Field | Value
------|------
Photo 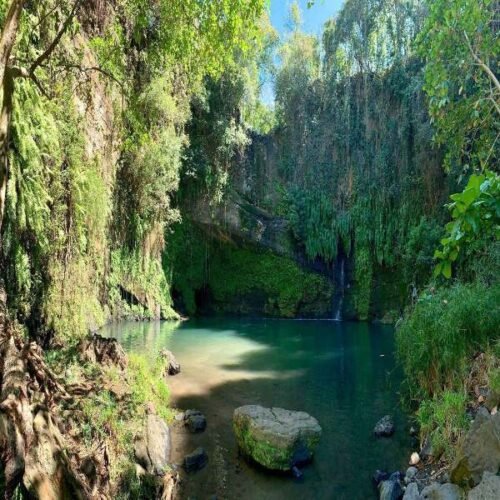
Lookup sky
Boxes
[261,0,345,104]
[269,0,345,36]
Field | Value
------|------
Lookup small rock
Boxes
[174,412,185,422]
[373,470,390,486]
[409,452,421,466]
[183,447,208,473]
[403,482,420,500]
[184,409,207,433]
[410,426,418,437]
[491,406,497,416]
[468,471,500,499]
[478,395,485,404]
[374,415,395,437]
[379,479,404,500]
[291,465,303,479]
[405,467,418,484]
[160,349,181,376]
[421,482,462,500]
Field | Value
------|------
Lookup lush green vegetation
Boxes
[394,0,499,463]
[166,222,333,317]
[0,0,498,494]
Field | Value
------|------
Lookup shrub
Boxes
[396,282,500,397]
[417,390,469,461]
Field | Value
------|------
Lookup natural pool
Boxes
[101,318,412,499]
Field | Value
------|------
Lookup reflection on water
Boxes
[101,318,411,500]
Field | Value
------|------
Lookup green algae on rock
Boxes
[233,405,321,471]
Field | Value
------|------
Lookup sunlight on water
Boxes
[101,318,412,500]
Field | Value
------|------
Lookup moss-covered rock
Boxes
[233,405,321,471]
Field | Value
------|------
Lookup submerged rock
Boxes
[468,471,500,499]
[134,414,171,475]
[160,349,181,376]
[183,447,208,472]
[420,482,462,500]
[450,412,500,487]
[373,470,391,486]
[374,415,395,437]
[233,405,321,471]
[184,409,207,433]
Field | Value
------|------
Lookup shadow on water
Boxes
[101,319,412,500]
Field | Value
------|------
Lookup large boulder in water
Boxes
[134,414,171,475]
[232,405,321,471]
[450,412,500,487]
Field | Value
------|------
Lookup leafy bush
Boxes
[396,282,500,396]
[417,390,469,461]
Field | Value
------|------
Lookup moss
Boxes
[166,221,333,317]
[208,245,332,318]
[233,419,293,470]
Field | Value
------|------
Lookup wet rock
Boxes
[184,409,207,433]
[420,483,463,500]
[379,479,404,500]
[450,412,500,487]
[233,405,321,471]
[160,349,181,376]
[373,470,391,486]
[405,467,418,484]
[183,447,208,472]
[374,415,395,437]
[468,471,500,500]
[134,414,171,475]
[403,483,420,500]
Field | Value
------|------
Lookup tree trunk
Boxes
[0,69,15,234]
[0,0,25,233]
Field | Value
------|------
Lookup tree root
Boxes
[0,285,103,499]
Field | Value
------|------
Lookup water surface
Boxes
[101,319,411,499]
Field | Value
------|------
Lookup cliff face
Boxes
[172,65,451,321]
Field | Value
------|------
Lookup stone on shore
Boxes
[134,414,171,475]
[468,471,500,500]
[403,482,420,500]
[160,349,181,376]
[379,478,404,500]
[420,483,463,500]
[233,405,321,471]
[450,412,500,487]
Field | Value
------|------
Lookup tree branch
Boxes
[29,0,82,75]
[463,30,500,99]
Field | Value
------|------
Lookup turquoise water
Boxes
[101,319,412,499]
